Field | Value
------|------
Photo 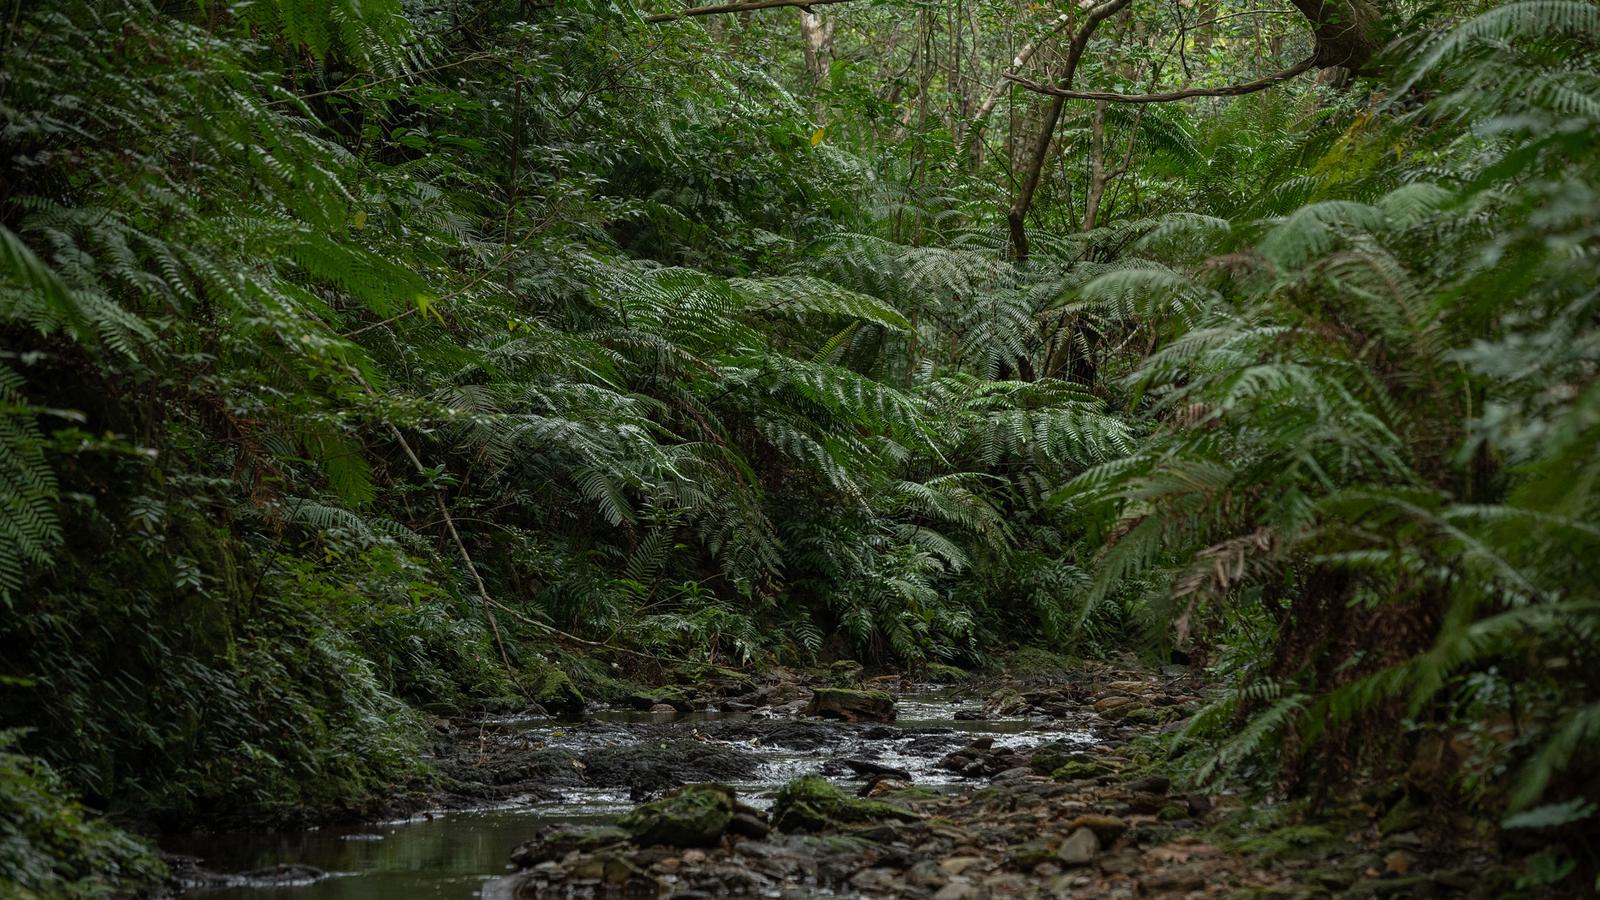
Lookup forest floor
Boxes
[167,658,1511,899]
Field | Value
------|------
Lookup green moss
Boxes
[824,660,865,687]
[529,666,586,717]
[1051,754,1118,781]
[1231,824,1337,857]
[771,775,920,833]
[618,784,735,847]
[996,646,1080,679]
[805,688,895,721]
[923,663,971,683]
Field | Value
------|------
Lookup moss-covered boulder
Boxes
[824,659,865,687]
[531,667,586,718]
[1027,741,1082,775]
[998,646,1079,680]
[804,687,895,722]
[922,662,972,683]
[510,826,629,866]
[618,784,734,847]
[770,775,920,833]
[1050,753,1118,782]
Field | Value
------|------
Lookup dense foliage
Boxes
[1,0,1596,892]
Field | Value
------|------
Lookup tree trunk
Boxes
[800,9,835,103]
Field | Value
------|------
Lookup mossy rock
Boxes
[771,775,920,833]
[510,826,630,866]
[617,784,735,847]
[825,659,865,687]
[1157,804,1189,822]
[922,662,972,684]
[531,667,585,718]
[1232,823,1336,858]
[673,664,756,691]
[805,687,895,722]
[1028,742,1082,775]
[1050,753,1118,782]
[998,646,1079,679]
[626,686,694,712]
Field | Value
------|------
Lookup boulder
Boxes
[1027,742,1082,775]
[1050,753,1118,782]
[510,826,630,867]
[618,784,735,847]
[531,668,585,718]
[805,688,895,722]
[770,775,920,833]
[825,659,865,687]
[923,662,973,683]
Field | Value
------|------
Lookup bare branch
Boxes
[1005,54,1316,103]
[644,0,860,23]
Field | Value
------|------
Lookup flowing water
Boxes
[167,690,1094,900]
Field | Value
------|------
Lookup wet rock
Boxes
[1056,827,1100,866]
[618,784,735,847]
[770,775,920,833]
[953,708,989,720]
[939,737,1028,778]
[835,758,913,782]
[805,687,896,722]
[234,864,327,887]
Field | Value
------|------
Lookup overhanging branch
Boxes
[1005,54,1317,103]
[645,0,860,22]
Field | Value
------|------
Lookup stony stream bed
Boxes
[164,685,1106,899]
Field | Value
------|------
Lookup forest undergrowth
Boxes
[1,0,1597,895]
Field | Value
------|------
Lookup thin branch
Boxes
[644,0,860,23]
[1006,54,1316,103]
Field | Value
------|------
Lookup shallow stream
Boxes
[167,690,1095,899]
